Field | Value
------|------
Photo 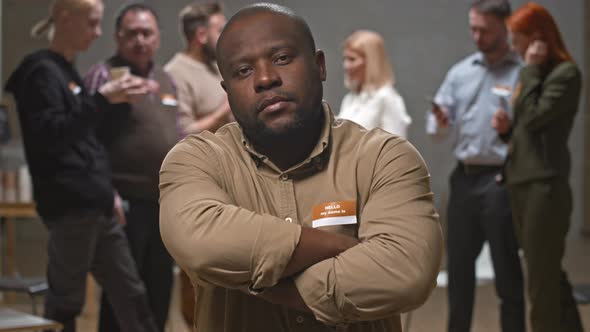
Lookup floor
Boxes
[1,218,589,331]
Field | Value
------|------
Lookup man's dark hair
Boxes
[471,0,511,19]
[218,3,316,55]
[115,3,159,31]
[179,2,223,42]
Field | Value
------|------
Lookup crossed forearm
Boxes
[282,227,359,277]
[255,227,359,310]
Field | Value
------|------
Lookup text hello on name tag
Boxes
[312,200,357,228]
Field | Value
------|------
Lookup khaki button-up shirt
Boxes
[160,103,442,331]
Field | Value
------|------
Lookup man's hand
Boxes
[281,227,359,278]
[492,109,511,135]
[99,74,151,104]
[525,40,548,65]
[256,279,310,312]
[113,192,126,225]
[184,98,233,135]
[431,103,450,128]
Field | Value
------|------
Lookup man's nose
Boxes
[254,62,281,93]
[472,31,481,43]
[135,33,146,44]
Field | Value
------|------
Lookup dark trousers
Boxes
[99,199,173,332]
[447,164,525,332]
[508,179,584,332]
[43,212,158,332]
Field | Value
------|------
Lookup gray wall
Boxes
[2,0,587,233]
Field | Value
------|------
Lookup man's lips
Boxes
[257,95,291,114]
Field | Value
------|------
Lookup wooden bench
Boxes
[0,308,62,331]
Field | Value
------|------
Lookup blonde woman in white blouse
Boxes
[339,30,411,137]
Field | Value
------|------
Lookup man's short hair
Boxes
[471,0,511,20]
[115,2,159,31]
[219,3,316,55]
[179,2,223,42]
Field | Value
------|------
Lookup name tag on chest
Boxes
[312,200,357,228]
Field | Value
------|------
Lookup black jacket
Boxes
[5,49,113,218]
[501,62,582,185]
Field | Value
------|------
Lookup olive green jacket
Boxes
[503,61,582,184]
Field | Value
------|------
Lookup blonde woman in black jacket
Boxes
[5,1,157,331]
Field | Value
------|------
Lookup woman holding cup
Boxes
[4,0,157,331]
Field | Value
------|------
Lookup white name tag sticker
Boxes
[161,93,178,107]
[491,85,512,97]
[68,82,81,95]
[312,200,357,228]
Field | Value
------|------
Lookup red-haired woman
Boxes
[492,3,583,331]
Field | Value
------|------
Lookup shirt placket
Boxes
[278,172,318,330]
[278,172,298,225]
[287,311,316,332]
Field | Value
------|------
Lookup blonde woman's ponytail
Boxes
[30,17,54,39]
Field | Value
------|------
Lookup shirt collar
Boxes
[241,101,333,174]
[472,50,521,67]
[176,52,220,76]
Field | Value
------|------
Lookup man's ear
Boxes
[315,50,327,82]
[196,26,208,45]
[58,10,71,28]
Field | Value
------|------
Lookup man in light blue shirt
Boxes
[427,1,525,331]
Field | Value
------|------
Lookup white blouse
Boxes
[339,85,411,138]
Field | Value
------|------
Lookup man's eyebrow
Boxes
[225,42,297,64]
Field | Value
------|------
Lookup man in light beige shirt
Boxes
[160,3,443,331]
[164,2,233,325]
[164,2,231,136]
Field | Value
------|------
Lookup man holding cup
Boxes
[84,3,178,332]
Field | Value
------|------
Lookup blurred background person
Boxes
[493,3,584,331]
[85,3,177,332]
[164,2,230,327]
[4,0,158,331]
[426,1,525,331]
[165,1,231,137]
[338,30,411,138]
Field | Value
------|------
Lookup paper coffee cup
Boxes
[110,66,130,80]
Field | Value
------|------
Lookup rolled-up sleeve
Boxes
[174,78,201,136]
[159,137,301,291]
[426,69,456,139]
[294,139,443,325]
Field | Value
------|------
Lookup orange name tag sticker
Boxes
[312,200,357,228]
[161,93,178,107]
[68,82,81,95]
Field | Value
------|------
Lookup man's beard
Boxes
[203,40,216,62]
[237,102,323,148]
[479,37,505,56]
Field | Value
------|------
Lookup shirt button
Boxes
[295,316,304,324]
[285,217,293,223]
[280,173,289,181]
